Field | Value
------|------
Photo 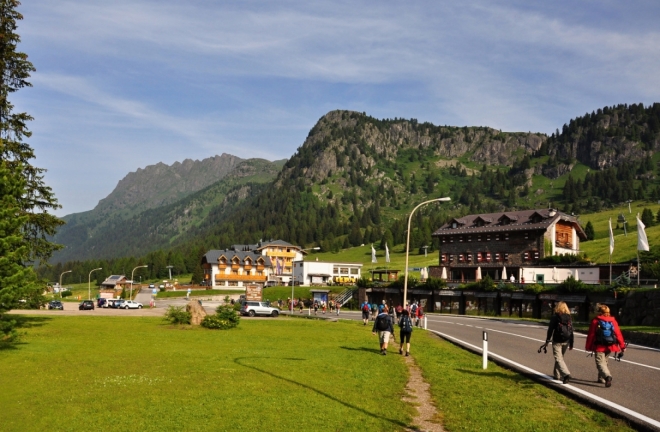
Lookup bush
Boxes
[60,290,72,298]
[202,305,240,330]
[523,283,550,294]
[423,277,447,290]
[164,305,191,325]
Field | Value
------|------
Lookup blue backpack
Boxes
[596,320,615,345]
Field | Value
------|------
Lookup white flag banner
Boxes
[608,217,614,256]
[371,244,377,263]
[385,243,390,263]
[637,214,650,252]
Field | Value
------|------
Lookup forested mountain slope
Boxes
[51,158,284,262]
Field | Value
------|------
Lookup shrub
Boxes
[202,306,240,330]
[423,277,447,290]
[60,290,72,298]
[164,305,191,325]
[523,283,550,294]
[215,305,240,328]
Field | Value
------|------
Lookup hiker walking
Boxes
[545,301,574,384]
[371,303,378,321]
[313,301,319,315]
[336,300,341,316]
[361,301,370,325]
[398,309,414,356]
[585,305,625,387]
[372,305,394,355]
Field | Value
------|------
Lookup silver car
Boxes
[240,301,279,317]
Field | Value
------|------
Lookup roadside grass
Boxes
[0,316,413,432]
[413,330,634,432]
[156,289,245,299]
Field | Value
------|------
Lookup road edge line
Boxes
[427,329,660,432]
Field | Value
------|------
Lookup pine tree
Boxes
[0,0,62,262]
[641,208,654,228]
[0,161,39,341]
[584,221,595,241]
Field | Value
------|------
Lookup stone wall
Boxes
[619,290,660,326]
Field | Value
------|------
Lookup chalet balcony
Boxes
[215,274,268,282]
[555,240,573,249]
[243,265,253,270]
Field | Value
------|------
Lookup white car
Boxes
[122,300,143,309]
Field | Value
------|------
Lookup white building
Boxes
[293,261,363,286]
[519,266,600,285]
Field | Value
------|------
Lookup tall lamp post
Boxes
[88,268,102,300]
[59,270,72,298]
[130,265,148,300]
[403,197,451,307]
[291,247,321,313]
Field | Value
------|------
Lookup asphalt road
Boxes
[330,310,660,430]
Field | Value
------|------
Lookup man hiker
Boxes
[398,309,414,356]
[361,301,370,325]
[373,305,394,355]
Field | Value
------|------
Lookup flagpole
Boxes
[637,250,640,287]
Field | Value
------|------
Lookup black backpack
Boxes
[555,314,573,342]
[376,314,390,331]
[400,315,413,333]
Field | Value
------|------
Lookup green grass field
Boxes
[578,201,660,263]
[0,316,634,431]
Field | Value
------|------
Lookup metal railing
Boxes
[335,288,356,306]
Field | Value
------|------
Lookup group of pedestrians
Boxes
[545,302,625,387]
[364,300,419,356]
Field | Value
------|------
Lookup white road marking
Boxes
[428,329,660,430]
[428,318,660,372]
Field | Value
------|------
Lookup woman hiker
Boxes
[398,309,414,356]
[585,304,626,388]
[545,301,574,384]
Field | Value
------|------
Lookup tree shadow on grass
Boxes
[234,356,409,429]
[10,315,53,329]
[339,346,382,354]
[0,316,52,351]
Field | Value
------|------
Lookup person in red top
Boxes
[585,305,625,388]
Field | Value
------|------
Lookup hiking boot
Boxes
[399,348,403,355]
[382,350,387,356]
[605,376,612,388]
[562,375,571,384]
[405,352,410,357]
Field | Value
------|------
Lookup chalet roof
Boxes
[202,250,272,266]
[230,239,301,252]
[100,275,127,287]
[432,209,587,240]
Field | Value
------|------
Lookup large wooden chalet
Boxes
[429,209,587,282]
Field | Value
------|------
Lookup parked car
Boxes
[149,284,155,288]
[78,300,94,310]
[108,299,125,309]
[122,300,143,309]
[48,300,64,310]
[241,301,279,317]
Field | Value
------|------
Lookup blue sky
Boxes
[14,0,660,216]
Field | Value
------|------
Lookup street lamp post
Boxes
[88,268,102,300]
[291,247,320,313]
[130,265,148,300]
[403,197,451,308]
[59,270,72,298]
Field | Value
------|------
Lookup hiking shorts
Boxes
[362,311,370,320]
[378,331,391,344]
